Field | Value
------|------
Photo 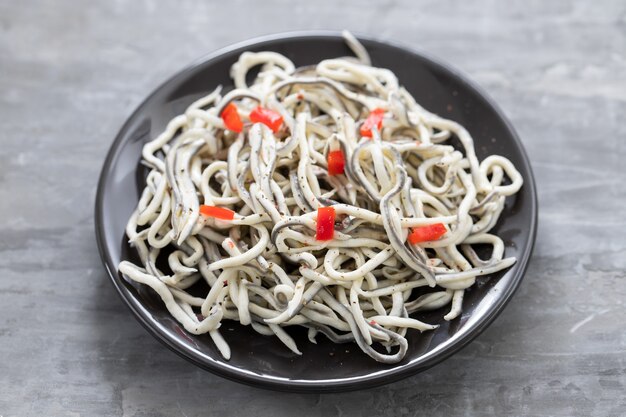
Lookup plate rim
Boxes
[95,30,538,392]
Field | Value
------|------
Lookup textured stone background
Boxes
[1,1,625,416]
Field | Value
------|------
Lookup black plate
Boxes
[95,31,537,392]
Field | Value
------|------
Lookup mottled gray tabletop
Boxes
[1,1,625,416]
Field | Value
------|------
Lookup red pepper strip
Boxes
[327,150,345,176]
[360,108,385,138]
[407,223,447,244]
[316,206,336,241]
[199,205,235,220]
[249,106,283,132]
[221,103,243,133]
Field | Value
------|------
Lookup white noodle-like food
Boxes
[119,32,523,363]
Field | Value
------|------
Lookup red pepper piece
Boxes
[249,106,283,133]
[199,205,235,220]
[407,223,447,244]
[316,206,336,241]
[221,103,243,133]
[327,150,345,176]
[360,108,385,138]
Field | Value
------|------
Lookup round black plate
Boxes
[95,31,537,392]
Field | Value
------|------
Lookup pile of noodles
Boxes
[119,32,523,363]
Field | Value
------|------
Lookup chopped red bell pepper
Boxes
[327,150,345,176]
[199,205,235,220]
[316,206,336,241]
[360,108,386,138]
[249,106,283,132]
[221,103,243,133]
[407,223,447,244]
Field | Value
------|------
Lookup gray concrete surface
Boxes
[1,1,625,416]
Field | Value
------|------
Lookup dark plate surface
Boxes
[95,31,537,392]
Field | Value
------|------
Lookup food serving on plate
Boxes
[118,31,523,364]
